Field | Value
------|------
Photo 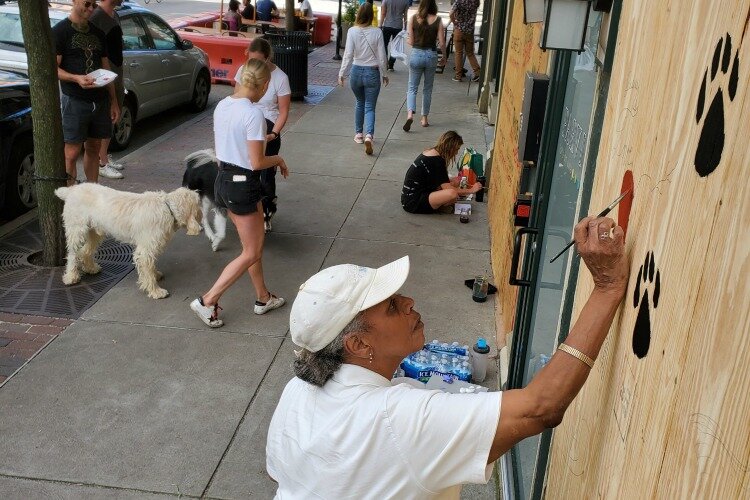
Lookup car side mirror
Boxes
[181,39,193,50]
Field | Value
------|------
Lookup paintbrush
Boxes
[548,189,632,264]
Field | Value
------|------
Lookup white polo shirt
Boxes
[266,364,502,499]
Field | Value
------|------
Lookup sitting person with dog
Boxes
[401,130,482,214]
[190,59,289,328]
[234,38,291,233]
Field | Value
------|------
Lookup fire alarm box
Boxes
[514,194,532,227]
[518,73,549,164]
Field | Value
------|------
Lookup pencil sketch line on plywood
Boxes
[636,165,676,197]
[616,79,640,133]
[690,413,750,479]
[694,33,740,177]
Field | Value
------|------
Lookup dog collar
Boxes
[165,201,178,225]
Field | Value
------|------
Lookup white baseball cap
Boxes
[290,256,410,352]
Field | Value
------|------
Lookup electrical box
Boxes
[517,72,549,164]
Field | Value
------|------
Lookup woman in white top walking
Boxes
[191,59,289,328]
[338,2,388,155]
[234,38,291,232]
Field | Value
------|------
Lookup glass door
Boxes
[506,10,603,499]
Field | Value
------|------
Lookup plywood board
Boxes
[545,1,750,498]
[488,0,549,335]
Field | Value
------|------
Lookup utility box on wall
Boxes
[517,72,549,164]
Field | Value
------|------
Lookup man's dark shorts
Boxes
[214,162,263,215]
[61,93,112,144]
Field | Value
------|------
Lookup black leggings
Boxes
[261,118,281,214]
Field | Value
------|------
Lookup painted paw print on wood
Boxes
[694,33,740,177]
[632,251,661,358]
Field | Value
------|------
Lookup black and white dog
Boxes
[182,150,226,251]
[182,149,277,251]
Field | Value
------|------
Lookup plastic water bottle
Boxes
[472,338,490,383]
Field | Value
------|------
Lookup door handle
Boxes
[129,62,141,68]
[509,227,538,287]
[161,59,170,64]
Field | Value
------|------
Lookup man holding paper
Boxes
[53,0,121,184]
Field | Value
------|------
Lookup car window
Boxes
[140,14,179,51]
[0,86,31,120]
[121,15,151,51]
[0,12,60,45]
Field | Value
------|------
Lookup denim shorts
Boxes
[214,162,262,215]
[61,93,112,144]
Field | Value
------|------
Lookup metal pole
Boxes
[333,0,342,60]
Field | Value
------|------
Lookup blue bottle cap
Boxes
[474,338,490,353]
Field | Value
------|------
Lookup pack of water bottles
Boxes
[399,340,473,383]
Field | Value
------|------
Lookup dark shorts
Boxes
[61,93,112,144]
[402,192,436,214]
[214,162,263,215]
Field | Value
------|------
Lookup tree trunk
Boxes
[18,0,66,267]
[285,0,295,31]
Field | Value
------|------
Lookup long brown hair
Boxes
[417,0,438,21]
[355,2,374,27]
[435,131,463,163]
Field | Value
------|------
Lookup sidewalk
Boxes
[0,57,497,498]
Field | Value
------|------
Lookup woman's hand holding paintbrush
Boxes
[549,189,632,264]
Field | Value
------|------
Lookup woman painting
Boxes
[401,131,482,214]
[403,0,446,131]
[338,2,389,155]
[234,38,291,232]
[191,59,289,327]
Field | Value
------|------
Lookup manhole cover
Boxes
[0,220,133,319]
[305,85,334,105]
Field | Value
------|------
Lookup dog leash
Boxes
[33,173,82,184]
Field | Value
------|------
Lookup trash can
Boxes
[264,31,310,100]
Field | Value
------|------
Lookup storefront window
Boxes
[513,9,603,499]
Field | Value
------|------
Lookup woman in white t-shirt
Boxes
[338,2,388,155]
[234,38,291,232]
[190,59,290,328]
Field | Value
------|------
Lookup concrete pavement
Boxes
[0,59,498,498]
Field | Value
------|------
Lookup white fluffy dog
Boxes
[55,183,202,299]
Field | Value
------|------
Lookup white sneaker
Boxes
[190,297,223,327]
[254,294,285,315]
[106,155,124,170]
[99,164,124,179]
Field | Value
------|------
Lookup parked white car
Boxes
[0,1,211,149]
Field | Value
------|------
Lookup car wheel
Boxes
[188,70,210,112]
[5,135,37,217]
[110,98,134,151]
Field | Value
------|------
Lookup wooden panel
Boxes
[545,1,750,498]
[488,0,548,336]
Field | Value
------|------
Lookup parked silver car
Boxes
[0,2,211,150]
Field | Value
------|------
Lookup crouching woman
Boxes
[401,131,482,214]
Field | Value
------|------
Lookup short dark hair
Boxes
[228,0,240,11]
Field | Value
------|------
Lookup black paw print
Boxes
[694,33,740,177]
[632,251,661,358]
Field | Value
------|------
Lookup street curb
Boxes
[115,109,213,165]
